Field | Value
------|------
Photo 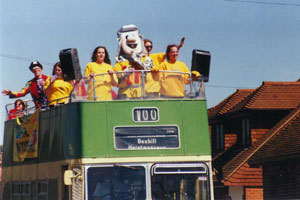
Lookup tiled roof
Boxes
[221,104,300,181]
[245,82,300,110]
[250,105,300,164]
[208,89,254,118]
[224,163,262,186]
[208,81,300,117]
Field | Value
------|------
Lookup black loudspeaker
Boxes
[59,48,82,81]
[191,49,211,82]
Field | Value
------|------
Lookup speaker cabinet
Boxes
[191,49,211,82]
[59,48,82,81]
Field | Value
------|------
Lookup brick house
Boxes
[208,81,300,200]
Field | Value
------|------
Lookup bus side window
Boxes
[31,181,37,200]
[3,182,11,200]
[38,180,48,200]
[21,182,30,200]
[12,182,21,200]
[48,179,58,200]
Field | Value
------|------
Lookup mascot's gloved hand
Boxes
[191,71,201,81]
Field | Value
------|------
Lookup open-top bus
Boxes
[2,67,213,199]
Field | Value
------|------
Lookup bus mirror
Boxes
[64,170,74,185]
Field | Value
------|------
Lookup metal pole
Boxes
[141,70,146,99]
[93,76,97,101]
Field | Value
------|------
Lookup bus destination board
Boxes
[114,125,180,150]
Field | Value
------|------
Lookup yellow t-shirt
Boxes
[145,53,165,94]
[44,77,73,105]
[158,60,190,97]
[149,52,165,67]
[84,62,117,101]
[113,60,161,98]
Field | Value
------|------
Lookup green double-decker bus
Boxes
[2,71,213,199]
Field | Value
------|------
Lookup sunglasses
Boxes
[145,46,153,49]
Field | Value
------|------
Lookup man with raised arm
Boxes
[2,61,49,109]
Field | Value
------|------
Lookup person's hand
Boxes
[50,75,57,82]
[191,71,200,81]
[108,70,114,75]
[89,72,95,78]
[39,80,46,86]
[151,66,159,73]
[2,89,12,96]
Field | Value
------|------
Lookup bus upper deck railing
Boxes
[4,70,206,119]
[78,70,206,100]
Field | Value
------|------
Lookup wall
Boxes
[245,187,263,200]
[263,160,300,199]
[229,186,243,200]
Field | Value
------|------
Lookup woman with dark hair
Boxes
[91,46,111,64]
[157,44,191,98]
[84,46,117,100]
[8,99,25,120]
[44,62,73,107]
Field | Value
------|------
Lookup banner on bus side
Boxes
[13,109,40,162]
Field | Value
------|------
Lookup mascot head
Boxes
[116,24,147,62]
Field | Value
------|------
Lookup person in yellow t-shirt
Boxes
[44,62,73,107]
[143,39,165,97]
[144,39,166,67]
[157,44,191,98]
[144,38,186,98]
[84,46,118,101]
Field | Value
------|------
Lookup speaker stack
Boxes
[59,48,82,81]
[191,49,211,82]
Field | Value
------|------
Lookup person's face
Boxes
[144,42,153,53]
[168,46,178,62]
[16,101,24,111]
[54,66,63,77]
[96,48,106,63]
[32,67,42,78]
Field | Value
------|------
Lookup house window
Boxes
[215,123,224,150]
[242,118,251,146]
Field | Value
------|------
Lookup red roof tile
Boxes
[208,81,300,117]
[245,82,300,110]
[208,89,254,118]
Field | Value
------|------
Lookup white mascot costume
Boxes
[115,24,153,70]
[113,24,156,99]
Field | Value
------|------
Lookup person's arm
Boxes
[2,89,13,96]
[181,63,191,84]
[177,37,185,50]
[84,64,93,84]
[2,81,31,98]
[191,71,200,81]
[43,77,51,93]
[113,62,131,88]
[108,70,118,87]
